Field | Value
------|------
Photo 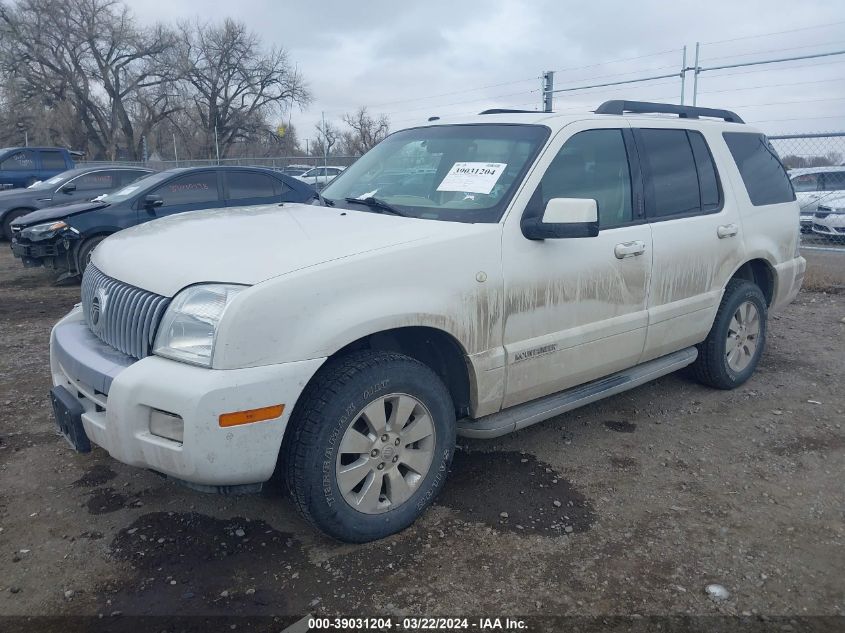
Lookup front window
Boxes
[322,124,550,223]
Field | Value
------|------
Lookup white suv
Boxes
[48,101,805,542]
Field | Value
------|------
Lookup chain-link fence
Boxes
[769,132,845,250]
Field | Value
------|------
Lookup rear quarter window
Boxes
[723,132,795,206]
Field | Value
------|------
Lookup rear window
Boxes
[723,132,795,206]
[822,171,845,192]
[226,171,282,200]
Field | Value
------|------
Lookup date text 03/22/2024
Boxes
[307,617,528,630]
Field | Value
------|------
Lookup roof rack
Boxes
[478,108,538,115]
[595,100,744,124]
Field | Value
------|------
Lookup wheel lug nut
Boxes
[377,463,385,470]
[392,456,399,463]
[370,449,379,458]
[394,438,401,446]
[381,434,389,442]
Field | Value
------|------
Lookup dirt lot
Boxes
[0,247,843,631]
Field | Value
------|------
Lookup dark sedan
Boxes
[0,165,153,239]
[10,166,316,280]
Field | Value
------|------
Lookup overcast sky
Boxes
[125,0,845,146]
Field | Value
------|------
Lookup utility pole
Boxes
[680,45,687,105]
[24,131,28,147]
[692,42,701,106]
[322,111,328,168]
[173,133,178,166]
[542,71,554,112]
[214,124,221,165]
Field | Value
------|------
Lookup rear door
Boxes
[637,126,746,362]
[222,170,287,206]
[39,150,69,178]
[142,170,223,221]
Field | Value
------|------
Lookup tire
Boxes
[692,279,768,390]
[283,350,456,543]
[76,235,107,276]
[1,208,33,241]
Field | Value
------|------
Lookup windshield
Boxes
[29,174,71,190]
[321,124,550,223]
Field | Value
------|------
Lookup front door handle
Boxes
[717,223,739,239]
[614,240,646,259]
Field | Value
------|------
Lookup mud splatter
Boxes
[436,450,595,535]
[73,464,117,488]
[604,420,637,433]
[85,488,128,514]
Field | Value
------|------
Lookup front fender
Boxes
[212,228,503,369]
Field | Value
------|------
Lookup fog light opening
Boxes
[149,409,184,443]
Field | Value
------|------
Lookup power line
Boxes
[702,57,845,80]
[550,47,682,74]
[701,20,845,46]
[702,40,845,63]
[698,77,842,95]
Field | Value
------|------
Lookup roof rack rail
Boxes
[478,108,538,115]
[595,100,744,124]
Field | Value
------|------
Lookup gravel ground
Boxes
[0,247,843,632]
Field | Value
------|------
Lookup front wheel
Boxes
[76,235,107,276]
[692,279,768,389]
[283,351,456,542]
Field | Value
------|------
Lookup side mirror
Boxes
[60,184,76,194]
[143,194,164,209]
[521,198,599,240]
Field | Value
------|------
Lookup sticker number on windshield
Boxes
[436,162,507,195]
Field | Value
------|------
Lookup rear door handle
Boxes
[717,224,739,239]
[614,240,646,259]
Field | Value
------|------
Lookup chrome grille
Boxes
[81,265,170,359]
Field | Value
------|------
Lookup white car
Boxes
[811,192,845,240]
[789,166,845,232]
[48,100,805,542]
[296,165,346,188]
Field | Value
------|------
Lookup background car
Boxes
[789,166,845,232]
[10,166,316,279]
[0,147,80,192]
[812,193,845,240]
[0,165,153,240]
[280,164,312,177]
[296,165,346,189]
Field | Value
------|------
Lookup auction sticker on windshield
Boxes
[436,162,507,195]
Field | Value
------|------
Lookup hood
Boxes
[93,203,495,297]
[11,200,109,227]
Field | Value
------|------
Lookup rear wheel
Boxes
[76,235,107,276]
[283,351,456,542]
[2,208,33,240]
[692,279,767,389]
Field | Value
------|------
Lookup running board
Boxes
[457,347,698,439]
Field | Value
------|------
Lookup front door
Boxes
[501,123,652,408]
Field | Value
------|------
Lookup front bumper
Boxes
[10,236,72,270]
[50,307,325,485]
[811,214,845,237]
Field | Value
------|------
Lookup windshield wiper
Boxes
[344,196,408,217]
[311,191,335,206]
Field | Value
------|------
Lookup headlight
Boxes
[153,284,246,367]
[21,220,68,241]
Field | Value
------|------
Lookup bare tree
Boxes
[340,107,389,155]
[313,119,340,157]
[176,18,310,158]
[0,0,178,159]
